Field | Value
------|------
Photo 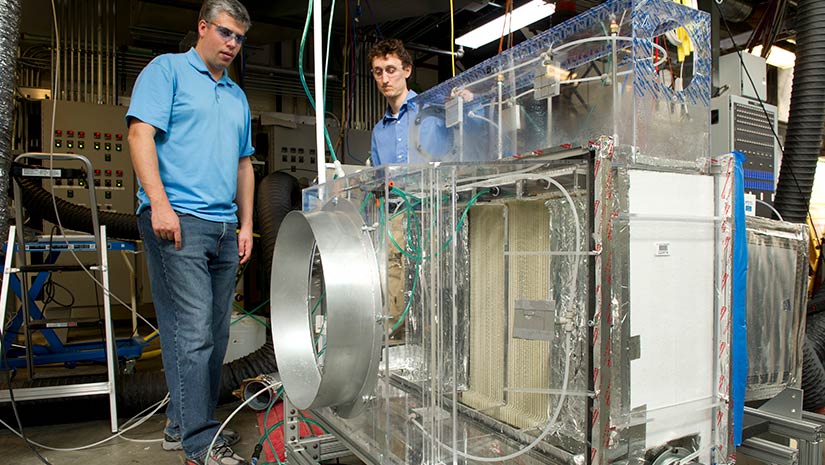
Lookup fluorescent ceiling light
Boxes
[456,0,555,50]
[750,45,796,69]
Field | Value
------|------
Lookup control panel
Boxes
[39,101,135,214]
[734,100,778,195]
[711,94,780,217]
[262,113,372,182]
[30,101,138,313]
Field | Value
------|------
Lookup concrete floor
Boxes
[0,401,341,465]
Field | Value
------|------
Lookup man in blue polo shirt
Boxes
[126,1,253,464]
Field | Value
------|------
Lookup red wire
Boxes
[497,0,512,54]
[654,36,659,73]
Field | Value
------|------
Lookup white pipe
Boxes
[497,77,503,159]
[105,0,109,104]
[75,0,80,101]
[611,33,619,144]
[69,0,74,100]
[97,0,102,103]
[63,0,68,100]
[313,0,325,185]
[84,0,88,102]
[111,0,116,104]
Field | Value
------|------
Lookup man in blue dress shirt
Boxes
[126,1,253,464]
[368,39,418,165]
[369,39,478,165]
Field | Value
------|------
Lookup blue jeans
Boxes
[138,209,238,459]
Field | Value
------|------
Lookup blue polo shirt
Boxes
[126,48,254,223]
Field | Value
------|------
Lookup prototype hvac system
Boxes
[271,1,736,464]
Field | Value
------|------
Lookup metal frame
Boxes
[1,239,143,367]
[0,153,120,432]
[739,388,825,465]
[0,225,120,432]
[281,395,351,465]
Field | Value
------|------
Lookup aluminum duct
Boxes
[773,0,825,224]
[0,0,22,237]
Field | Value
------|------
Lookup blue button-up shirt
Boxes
[370,90,418,166]
[371,90,473,165]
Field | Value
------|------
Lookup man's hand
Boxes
[151,204,181,250]
[235,157,254,265]
[449,87,474,103]
[238,227,253,264]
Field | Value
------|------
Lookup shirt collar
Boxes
[382,89,418,123]
[186,48,235,87]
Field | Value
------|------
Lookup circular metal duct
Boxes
[270,197,383,418]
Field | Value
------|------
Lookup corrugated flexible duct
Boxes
[773,0,825,223]
[0,0,22,238]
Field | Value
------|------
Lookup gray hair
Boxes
[199,0,251,31]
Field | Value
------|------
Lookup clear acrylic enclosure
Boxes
[407,0,711,165]
[271,143,734,465]
[269,1,730,464]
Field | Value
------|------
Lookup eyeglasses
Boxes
[209,22,246,45]
[371,66,402,78]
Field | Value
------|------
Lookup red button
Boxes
[115,134,123,140]
[55,129,62,135]
[104,133,111,139]
[94,132,101,137]
[78,131,85,137]
[94,169,101,175]
[116,170,123,176]
[67,130,74,136]
[105,169,112,175]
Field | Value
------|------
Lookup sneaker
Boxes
[186,444,248,465]
[163,428,241,451]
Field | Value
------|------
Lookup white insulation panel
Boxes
[627,170,715,449]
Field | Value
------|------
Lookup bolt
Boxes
[313,455,319,460]
[290,409,296,415]
[312,444,318,449]
[290,424,296,430]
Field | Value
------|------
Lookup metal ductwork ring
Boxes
[270,197,383,418]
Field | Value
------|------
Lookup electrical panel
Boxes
[719,52,767,102]
[26,100,138,314]
[38,100,135,214]
[262,113,372,180]
[711,94,780,217]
